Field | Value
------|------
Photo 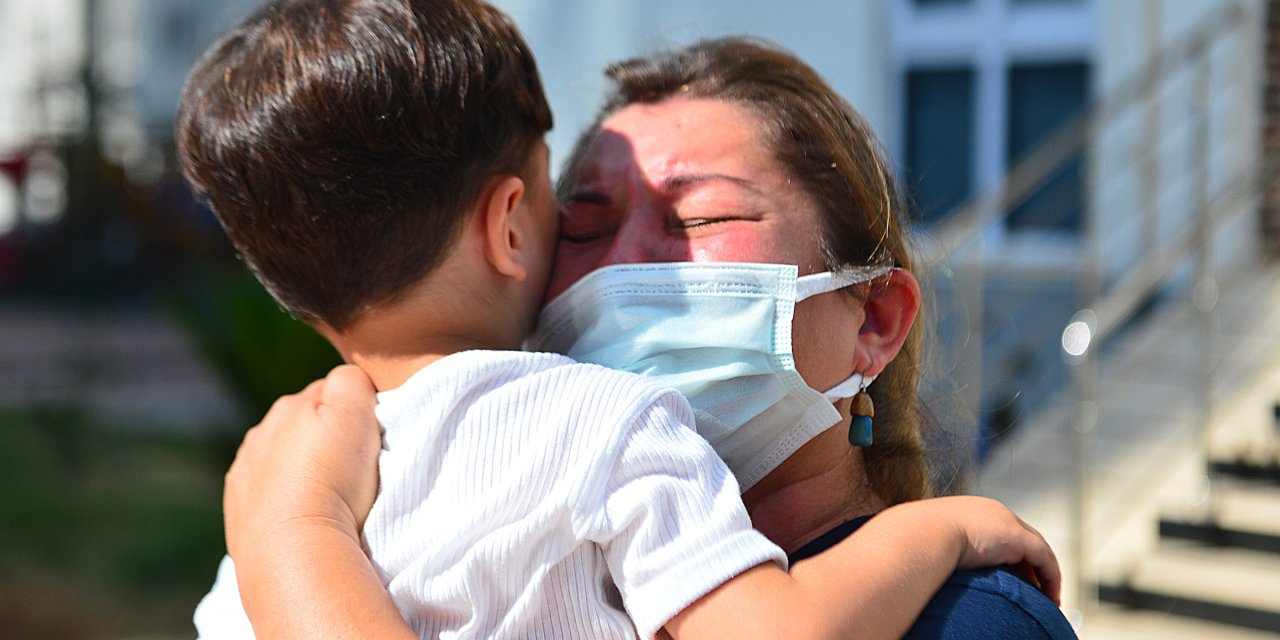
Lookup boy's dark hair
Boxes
[176,0,552,330]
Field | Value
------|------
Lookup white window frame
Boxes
[889,0,1096,253]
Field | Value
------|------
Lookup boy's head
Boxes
[176,0,553,331]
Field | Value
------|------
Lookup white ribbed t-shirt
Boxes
[194,350,785,639]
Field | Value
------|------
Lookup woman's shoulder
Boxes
[790,517,1077,640]
[905,566,1077,639]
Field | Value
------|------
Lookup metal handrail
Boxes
[910,0,1263,614]
[1084,157,1276,345]
[920,0,1246,266]
[1059,2,1265,612]
[1061,146,1278,600]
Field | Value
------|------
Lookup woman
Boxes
[222,38,1075,638]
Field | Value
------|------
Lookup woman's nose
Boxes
[598,234,656,266]
[598,210,680,267]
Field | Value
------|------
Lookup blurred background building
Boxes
[1,0,1277,637]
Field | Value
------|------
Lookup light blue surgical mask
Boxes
[527,261,891,490]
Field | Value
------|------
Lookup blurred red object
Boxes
[0,150,28,285]
[0,151,28,184]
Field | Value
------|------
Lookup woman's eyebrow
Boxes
[661,173,761,194]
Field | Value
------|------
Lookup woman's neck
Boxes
[741,423,886,554]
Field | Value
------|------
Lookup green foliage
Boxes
[165,266,344,418]
[0,406,227,638]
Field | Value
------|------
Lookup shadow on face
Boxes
[545,98,828,304]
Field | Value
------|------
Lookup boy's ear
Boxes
[479,175,529,281]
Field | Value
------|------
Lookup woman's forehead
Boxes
[581,98,777,185]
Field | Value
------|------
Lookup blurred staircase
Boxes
[974,256,1280,639]
[928,2,1280,636]
[1097,409,1280,634]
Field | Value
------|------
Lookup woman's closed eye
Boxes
[678,216,737,229]
[670,209,761,235]
[560,226,614,244]
[560,194,616,244]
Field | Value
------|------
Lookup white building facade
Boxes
[1,0,1267,431]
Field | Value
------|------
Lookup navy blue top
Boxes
[789,516,1077,639]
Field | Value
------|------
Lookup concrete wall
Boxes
[0,0,85,149]
[133,0,263,136]
[0,0,898,176]
[118,0,896,181]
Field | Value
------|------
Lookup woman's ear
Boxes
[858,268,921,375]
[479,175,528,281]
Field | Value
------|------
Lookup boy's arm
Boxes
[223,365,416,640]
[224,372,1060,640]
[233,521,414,640]
[663,496,1060,640]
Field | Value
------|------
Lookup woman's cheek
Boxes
[545,243,601,302]
[792,295,863,391]
[688,234,775,263]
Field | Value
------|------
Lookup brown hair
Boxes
[176,0,552,330]
[564,37,935,505]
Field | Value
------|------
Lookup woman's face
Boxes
[550,97,866,392]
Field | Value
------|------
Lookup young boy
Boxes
[178,1,1057,638]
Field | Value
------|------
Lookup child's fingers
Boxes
[1036,557,1062,605]
[315,365,381,454]
[1019,558,1061,605]
[318,365,378,427]
[1017,522,1062,605]
[314,364,382,527]
[1045,572,1061,605]
[951,497,1064,605]
[1012,561,1040,590]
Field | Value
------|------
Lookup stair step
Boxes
[1159,519,1280,554]
[1085,604,1280,640]
[1209,460,1280,484]
[1097,542,1280,633]
[1159,482,1280,553]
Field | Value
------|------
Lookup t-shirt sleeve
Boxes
[193,554,257,639]
[578,389,787,640]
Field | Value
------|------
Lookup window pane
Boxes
[1006,62,1089,232]
[905,67,974,224]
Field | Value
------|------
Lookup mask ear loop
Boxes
[849,362,875,447]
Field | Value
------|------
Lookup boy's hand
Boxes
[938,496,1062,605]
[224,364,382,561]
[222,365,413,639]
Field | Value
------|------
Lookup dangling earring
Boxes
[849,364,874,447]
